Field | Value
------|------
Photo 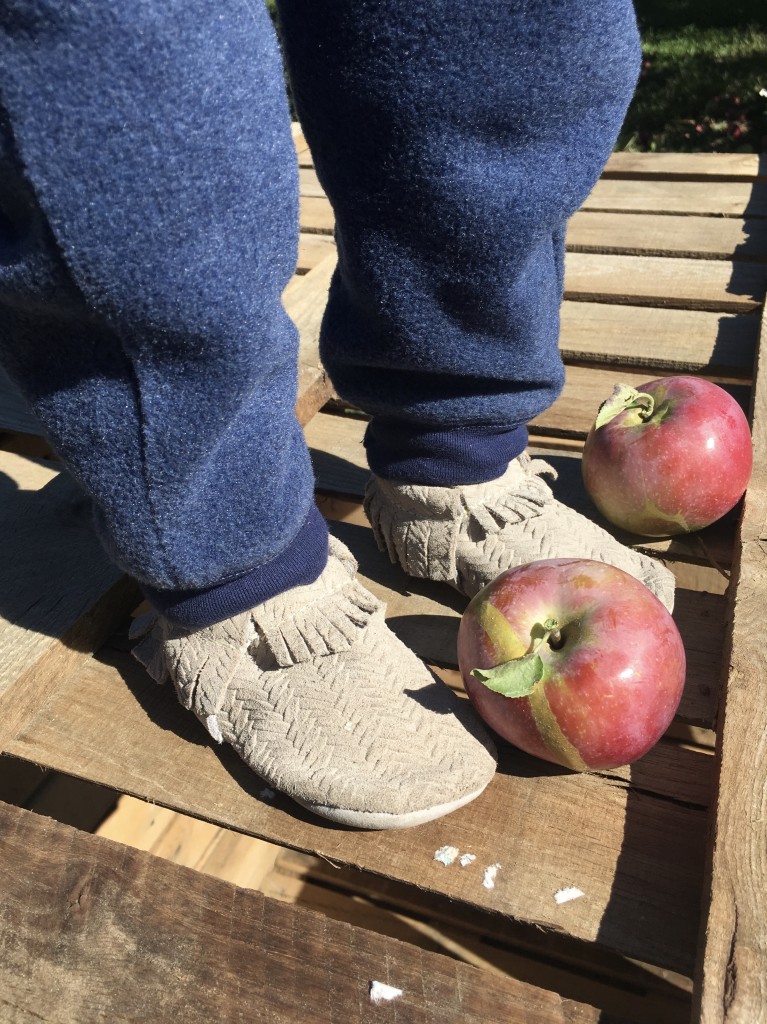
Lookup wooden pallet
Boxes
[1,128,766,1022]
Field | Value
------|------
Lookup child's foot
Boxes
[131,537,496,829]
[364,453,675,611]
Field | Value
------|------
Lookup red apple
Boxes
[458,558,685,771]
[582,376,752,537]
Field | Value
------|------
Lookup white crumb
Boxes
[482,863,501,889]
[369,981,403,1004]
[433,845,459,866]
[554,887,585,904]
[459,853,477,867]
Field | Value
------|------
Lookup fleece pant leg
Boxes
[276,0,641,483]
[0,1,327,627]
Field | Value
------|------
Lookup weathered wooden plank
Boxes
[603,152,767,184]
[273,848,693,1024]
[0,452,139,751]
[282,253,337,423]
[567,211,767,263]
[297,231,337,273]
[583,179,767,219]
[559,303,757,378]
[299,194,335,234]
[3,638,706,975]
[298,165,326,198]
[0,802,602,1024]
[98,792,690,1022]
[694,305,767,1022]
[565,252,765,313]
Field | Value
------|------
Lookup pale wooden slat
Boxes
[695,304,767,1022]
[0,452,138,750]
[297,232,337,273]
[298,165,326,198]
[3,634,706,975]
[564,252,765,313]
[559,303,757,379]
[1,802,601,1024]
[583,179,767,219]
[568,210,767,263]
[281,253,337,424]
[604,152,767,184]
[299,194,335,234]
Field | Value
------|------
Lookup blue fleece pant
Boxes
[0,1,640,628]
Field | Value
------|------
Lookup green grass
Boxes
[621,0,767,151]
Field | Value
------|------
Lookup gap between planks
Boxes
[3,801,602,1024]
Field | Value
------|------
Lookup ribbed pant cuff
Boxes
[364,419,529,486]
[142,503,329,630]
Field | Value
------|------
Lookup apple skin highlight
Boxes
[458,559,686,771]
[582,376,752,537]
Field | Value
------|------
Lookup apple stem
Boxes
[595,384,655,429]
[633,392,655,421]
[536,617,560,654]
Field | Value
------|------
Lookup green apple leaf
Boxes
[471,653,545,698]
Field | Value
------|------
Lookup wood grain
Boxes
[0,801,602,1024]
[583,179,767,219]
[567,211,767,263]
[0,453,138,750]
[297,232,337,273]
[564,252,765,313]
[282,253,337,423]
[694,302,767,1022]
[559,303,757,379]
[602,152,767,184]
